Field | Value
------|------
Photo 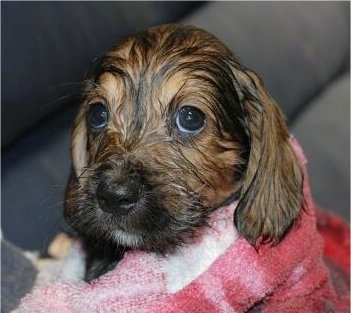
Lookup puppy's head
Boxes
[65,24,302,252]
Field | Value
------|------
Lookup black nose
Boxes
[96,177,144,215]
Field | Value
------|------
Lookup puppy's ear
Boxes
[234,69,303,246]
[71,107,89,179]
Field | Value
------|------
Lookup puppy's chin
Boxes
[109,229,144,249]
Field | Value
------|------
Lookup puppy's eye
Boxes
[87,102,109,132]
[176,106,206,134]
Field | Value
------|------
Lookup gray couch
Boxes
[1,2,349,311]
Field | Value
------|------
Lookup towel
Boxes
[14,140,350,313]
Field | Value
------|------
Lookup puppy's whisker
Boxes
[42,199,70,212]
[76,167,93,180]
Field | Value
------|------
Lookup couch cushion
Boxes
[292,73,350,220]
[1,106,74,252]
[1,239,38,312]
[183,1,350,121]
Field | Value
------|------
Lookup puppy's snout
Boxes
[96,177,144,215]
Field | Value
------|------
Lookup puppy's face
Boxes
[65,24,302,252]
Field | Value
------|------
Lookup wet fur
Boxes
[65,24,303,281]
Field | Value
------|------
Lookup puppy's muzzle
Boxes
[94,163,146,216]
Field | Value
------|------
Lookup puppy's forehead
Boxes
[95,68,188,113]
[87,24,235,106]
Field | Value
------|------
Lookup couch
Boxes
[1,2,349,311]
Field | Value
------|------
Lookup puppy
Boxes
[65,24,303,282]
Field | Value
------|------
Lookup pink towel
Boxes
[15,140,350,312]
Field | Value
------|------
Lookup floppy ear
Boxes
[71,107,89,179]
[233,69,303,246]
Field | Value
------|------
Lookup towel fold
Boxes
[14,140,350,313]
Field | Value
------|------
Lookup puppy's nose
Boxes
[96,178,143,215]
